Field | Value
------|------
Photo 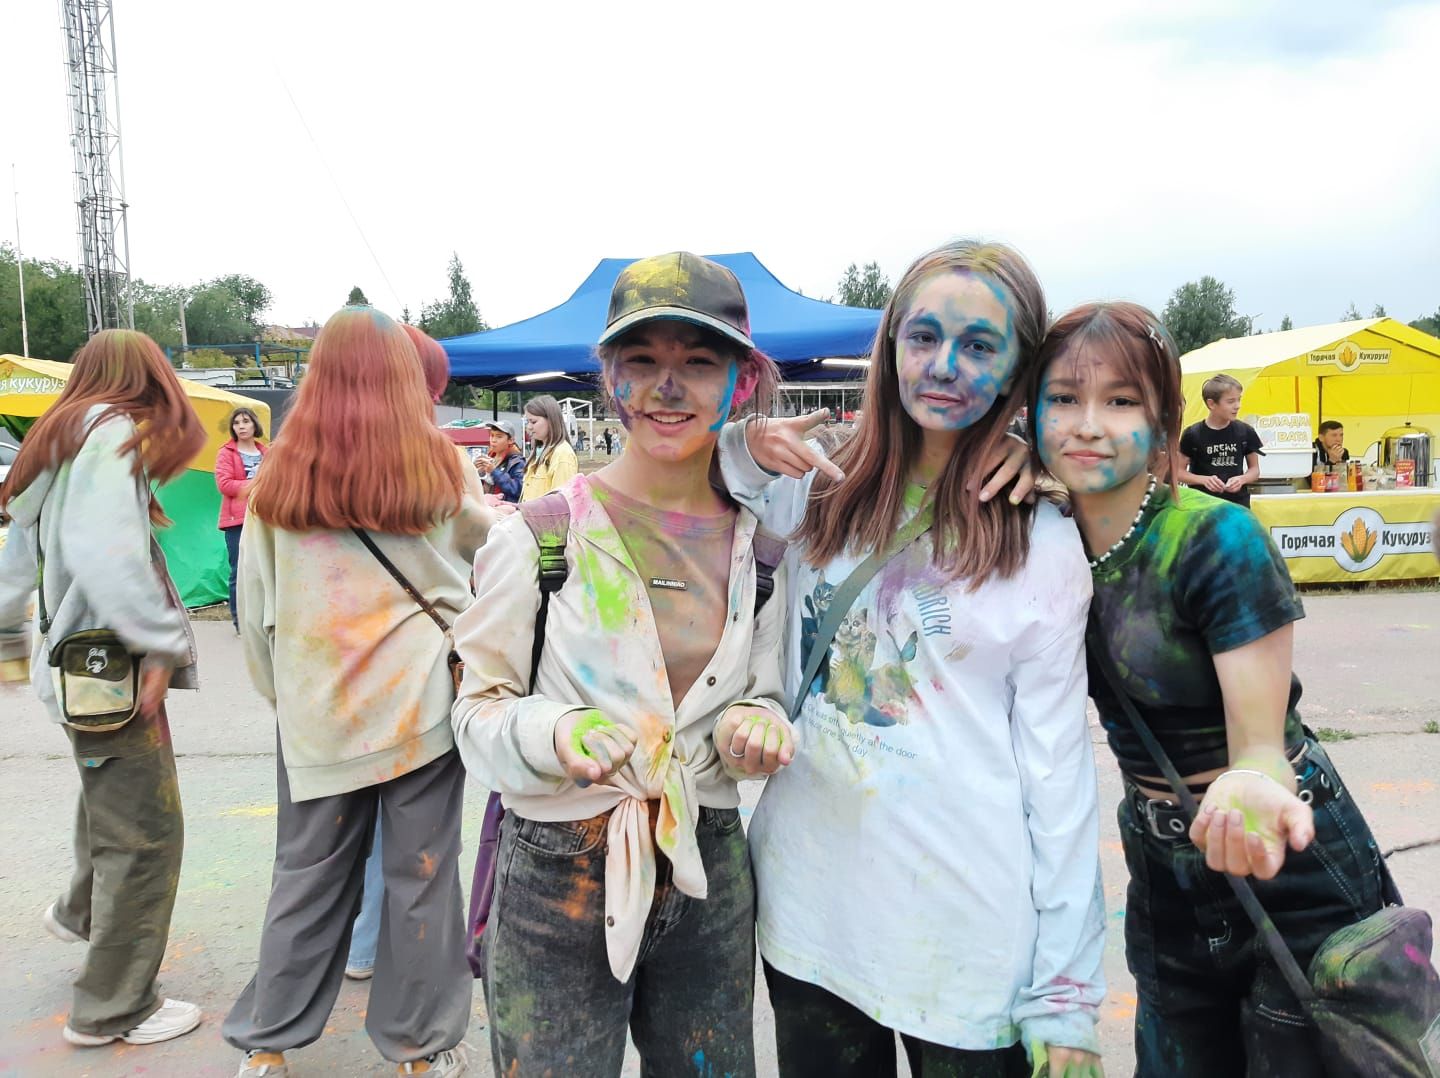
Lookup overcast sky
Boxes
[2,0,1437,336]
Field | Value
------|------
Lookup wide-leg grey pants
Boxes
[57,706,185,1036]
[222,740,472,1063]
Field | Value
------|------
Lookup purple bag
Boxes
[464,791,505,977]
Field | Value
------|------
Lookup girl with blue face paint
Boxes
[1026,301,1393,1077]
[719,240,1106,1077]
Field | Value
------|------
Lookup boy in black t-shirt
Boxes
[1178,374,1264,507]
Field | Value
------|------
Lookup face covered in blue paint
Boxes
[1036,348,1157,495]
[895,270,1022,433]
[606,320,753,465]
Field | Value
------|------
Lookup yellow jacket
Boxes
[520,441,578,502]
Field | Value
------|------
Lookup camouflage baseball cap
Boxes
[599,252,755,350]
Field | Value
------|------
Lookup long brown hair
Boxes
[250,306,466,534]
[523,394,572,470]
[0,329,206,526]
[1024,301,1184,494]
[796,241,1047,586]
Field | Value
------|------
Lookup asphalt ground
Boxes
[1,590,1437,1077]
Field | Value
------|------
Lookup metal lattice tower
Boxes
[60,0,134,335]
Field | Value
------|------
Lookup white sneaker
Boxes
[63,998,202,1046]
[236,1050,290,1077]
[344,963,374,981]
[43,903,87,943]
[398,1043,469,1076]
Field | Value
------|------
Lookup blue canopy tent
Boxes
[440,252,880,388]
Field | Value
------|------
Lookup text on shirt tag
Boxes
[650,578,688,591]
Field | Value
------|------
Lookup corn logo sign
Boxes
[0,372,65,396]
[1306,341,1389,373]
[1271,507,1433,574]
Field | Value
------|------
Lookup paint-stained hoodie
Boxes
[451,474,788,982]
[0,406,198,719]
[238,468,494,801]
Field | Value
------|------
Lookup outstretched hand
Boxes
[743,410,845,482]
[554,709,636,784]
[1190,770,1315,879]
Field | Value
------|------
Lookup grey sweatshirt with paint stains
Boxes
[0,406,197,721]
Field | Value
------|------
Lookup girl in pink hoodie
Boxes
[215,406,266,631]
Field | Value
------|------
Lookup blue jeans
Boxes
[1120,739,1387,1077]
[347,818,383,971]
[223,525,243,628]
[484,805,756,1077]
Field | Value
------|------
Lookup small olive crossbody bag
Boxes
[36,516,141,733]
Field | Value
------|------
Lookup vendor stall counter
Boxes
[1252,488,1440,584]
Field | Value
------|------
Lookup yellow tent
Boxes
[1,353,272,606]
[1179,318,1440,460]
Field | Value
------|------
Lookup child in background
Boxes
[1177,374,1263,507]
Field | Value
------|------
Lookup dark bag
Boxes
[1091,628,1440,1077]
[352,528,463,692]
[463,491,788,977]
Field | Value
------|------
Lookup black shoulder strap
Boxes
[518,492,570,695]
[352,528,451,637]
[1088,617,1318,1006]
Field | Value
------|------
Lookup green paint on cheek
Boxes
[570,710,613,757]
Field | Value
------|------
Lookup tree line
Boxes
[826,260,1440,355]
[0,246,490,368]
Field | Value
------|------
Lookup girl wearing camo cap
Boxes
[453,252,791,1076]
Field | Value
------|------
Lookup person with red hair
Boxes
[344,322,457,983]
[403,322,451,404]
[222,307,492,1078]
[0,329,205,1049]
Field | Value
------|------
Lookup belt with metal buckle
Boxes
[1130,743,1329,842]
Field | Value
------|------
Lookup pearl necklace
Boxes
[1088,474,1158,570]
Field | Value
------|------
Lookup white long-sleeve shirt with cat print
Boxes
[718,424,1106,1056]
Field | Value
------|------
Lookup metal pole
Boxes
[105,1,134,328]
[11,164,29,356]
[178,291,187,349]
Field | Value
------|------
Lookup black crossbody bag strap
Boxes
[790,505,934,723]
[1089,620,1317,1005]
[352,528,452,639]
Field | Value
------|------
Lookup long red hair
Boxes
[0,329,205,526]
[250,306,465,534]
[402,323,450,403]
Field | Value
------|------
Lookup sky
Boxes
[2,0,1438,335]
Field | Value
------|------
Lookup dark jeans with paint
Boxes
[56,705,184,1035]
[764,962,1028,1078]
[223,524,242,628]
[484,805,756,1078]
[1121,738,1388,1077]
